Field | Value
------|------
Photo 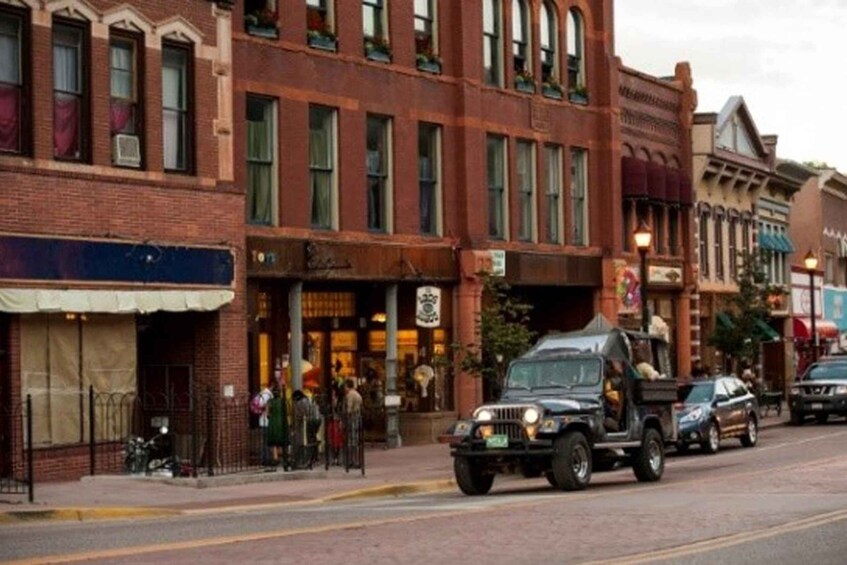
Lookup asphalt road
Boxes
[2,422,847,565]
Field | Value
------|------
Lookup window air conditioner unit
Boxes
[112,134,142,168]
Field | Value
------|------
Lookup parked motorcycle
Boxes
[124,426,171,476]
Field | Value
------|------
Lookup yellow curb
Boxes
[319,479,456,503]
[0,507,181,525]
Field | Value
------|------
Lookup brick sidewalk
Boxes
[0,408,788,522]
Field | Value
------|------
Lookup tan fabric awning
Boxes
[0,288,234,314]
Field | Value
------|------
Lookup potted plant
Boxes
[542,77,564,100]
[306,8,337,51]
[569,84,589,104]
[245,8,279,39]
[514,69,535,94]
[364,35,392,62]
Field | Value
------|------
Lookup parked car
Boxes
[675,376,759,454]
[789,361,847,425]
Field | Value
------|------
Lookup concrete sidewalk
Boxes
[0,409,789,524]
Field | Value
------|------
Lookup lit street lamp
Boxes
[634,221,653,334]
[804,250,819,362]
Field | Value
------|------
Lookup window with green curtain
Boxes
[310,105,335,229]
[517,140,534,241]
[487,135,506,239]
[246,95,275,225]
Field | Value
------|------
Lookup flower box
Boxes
[308,34,337,51]
[569,90,589,105]
[366,49,391,63]
[417,59,441,74]
[515,80,535,94]
[246,25,278,39]
[542,84,563,100]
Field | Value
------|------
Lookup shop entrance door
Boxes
[0,316,10,478]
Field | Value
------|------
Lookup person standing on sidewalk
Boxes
[267,384,288,469]
[344,379,363,467]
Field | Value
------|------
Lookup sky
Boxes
[614,0,847,170]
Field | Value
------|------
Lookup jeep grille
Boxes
[488,405,532,441]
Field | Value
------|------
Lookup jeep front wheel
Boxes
[454,457,494,496]
[550,431,592,491]
[632,428,664,482]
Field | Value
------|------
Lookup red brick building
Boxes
[235,0,696,445]
[0,0,241,481]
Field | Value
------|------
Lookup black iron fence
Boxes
[0,396,34,502]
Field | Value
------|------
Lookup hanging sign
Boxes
[416,286,442,328]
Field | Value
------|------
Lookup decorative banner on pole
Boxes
[416,286,441,328]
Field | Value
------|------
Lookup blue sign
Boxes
[0,235,234,287]
[824,287,847,332]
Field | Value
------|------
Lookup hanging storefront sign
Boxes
[647,265,683,287]
[824,287,847,333]
[490,250,506,277]
[416,286,442,328]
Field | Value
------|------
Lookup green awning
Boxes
[755,319,780,342]
[716,312,735,329]
[758,232,778,252]
[776,233,795,253]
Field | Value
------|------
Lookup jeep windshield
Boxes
[505,358,602,392]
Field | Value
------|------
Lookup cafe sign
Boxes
[416,286,442,328]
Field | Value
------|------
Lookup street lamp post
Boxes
[804,250,819,363]
[634,221,653,334]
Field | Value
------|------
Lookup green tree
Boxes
[457,274,536,400]
[708,251,781,370]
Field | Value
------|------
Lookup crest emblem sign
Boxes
[416,286,441,328]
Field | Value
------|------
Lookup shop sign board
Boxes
[824,287,847,332]
[490,250,506,277]
[790,270,823,317]
[416,286,442,328]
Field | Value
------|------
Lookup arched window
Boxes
[483,0,502,86]
[567,8,585,92]
[540,1,558,85]
[512,0,530,81]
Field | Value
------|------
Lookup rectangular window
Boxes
[517,140,535,242]
[714,213,724,280]
[366,115,392,233]
[162,43,191,172]
[654,205,665,254]
[109,35,143,168]
[742,218,750,256]
[487,135,507,239]
[363,0,385,39]
[545,145,563,244]
[246,95,276,225]
[307,0,335,47]
[0,10,23,153]
[414,0,437,65]
[570,148,588,246]
[53,22,87,161]
[245,0,279,38]
[418,123,441,236]
[668,208,679,255]
[483,0,501,86]
[825,253,835,284]
[728,217,738,280]
[699,211,709,278]
[310,105,336,230]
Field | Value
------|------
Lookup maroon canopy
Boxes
[647,162,667,202]
[622,157,648,199]
[665,168,681,205]
[678,173,694,206]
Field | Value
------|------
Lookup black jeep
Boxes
[448,328,678,495]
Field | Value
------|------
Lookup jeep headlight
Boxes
[476,409,493,422]
[523,407,541,425]
[834,385,847,395]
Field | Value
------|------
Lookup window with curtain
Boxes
[109,36,142,168]
[540,1,558,84]
[0,12,22,153]
[668,208,679,255]
[728,216,738,279]
[483,0,501,86]
[570,148,588,246]
[567,9,584,91]
[53,23,85,160]
[654,205,665,254]
[714,211,724,280]
[366,115,391,232]
[414,0,437,63]
[699,209,710,278]
[419,122,440,236]
[487,135,506,239]
[310,105,335,229]
[162,44,190,172]
[512,0,530,77]
[545,145,562,244]
[246,95,276,225]
[307,0,334,43]
[517,140,535,241]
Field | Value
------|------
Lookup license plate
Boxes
[485,434,509,449]
[811,403,824,411]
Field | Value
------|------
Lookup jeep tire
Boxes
[550,431,592,491]
[454,457,494,495]
[632,428,664,482]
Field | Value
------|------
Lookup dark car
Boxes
[789,361,847,425]
[675,376,759,454]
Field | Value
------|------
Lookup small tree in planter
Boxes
[457,274,536,401]
[514,69,536,93]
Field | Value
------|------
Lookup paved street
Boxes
[2,421,847,564]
